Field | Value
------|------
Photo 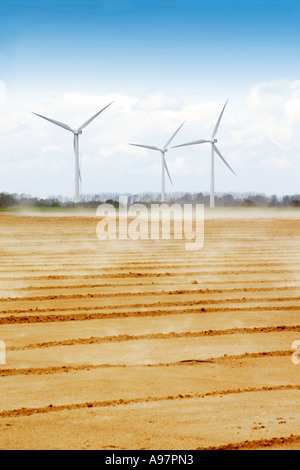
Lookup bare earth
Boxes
[0,209,299,450]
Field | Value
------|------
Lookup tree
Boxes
[290,199,300,207]
[242,199,257,207]
[0,193,17,208]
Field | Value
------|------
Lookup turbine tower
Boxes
[172,101,235,208]
[32,102,113,203]
[128,122,185,202]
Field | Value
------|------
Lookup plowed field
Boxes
[0,210,299,450]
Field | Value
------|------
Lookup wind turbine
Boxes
[172,100,235,208]
[128,122,185,202]
[32,102,113,203]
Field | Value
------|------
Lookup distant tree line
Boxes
[0,191,300,209]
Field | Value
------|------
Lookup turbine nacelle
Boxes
[74,130,83,135]
[210,139,218,144]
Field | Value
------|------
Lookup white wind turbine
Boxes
[128,122,185,202]
[172,100,236,208]
[32,102,113,203]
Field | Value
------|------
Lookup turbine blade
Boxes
[78,102,113,130]
[172,139,210,148]
[163,154,173,186]
[214,144,236,175]
[164,121,185,149]
[128,143,162,152]
[211,100,228,139]
[32,112,74,132]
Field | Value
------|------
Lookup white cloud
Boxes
[134,91,183,111]
[63,92,136,114]
[168,156,189,175]
[242,80,300,145]
[42,145,60,154]
[274,158,291,169]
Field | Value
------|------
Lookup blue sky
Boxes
[1,0,300,198]
[3,0,300,94]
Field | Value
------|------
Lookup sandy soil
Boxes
[0,209,299,450]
